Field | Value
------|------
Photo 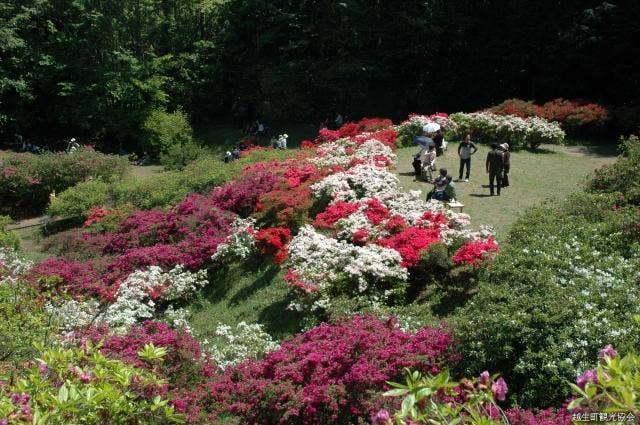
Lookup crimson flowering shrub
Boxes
[452,238,499,268]
[378,227,441,268]
[208,315,455,424]
[313,201,361,228]
[255,227,292,264]
[209,171,280,216]
[488,98,610,136]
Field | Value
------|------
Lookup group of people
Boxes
[415,133,511,200]
[223,142,249,163]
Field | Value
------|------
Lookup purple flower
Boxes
[79,371,93,384]
[1,418,9,425]
[598,344,618,359]
[372,409,391,424]
[479,371,490,385]
[38,361,49,376]
[491,377,508,401]
[576,369,598,389]
[10,393,29,405]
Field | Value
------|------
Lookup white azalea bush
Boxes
[394,113,458,147]
[211,217,258,263]
[450,112,565,148]
[286,225,408,312]
[47,265,208,332]
[203,322,279,369]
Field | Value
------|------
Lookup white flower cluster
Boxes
[287,225,407,310]
[311,164,399,201]
[450,112,565,148]
[211,217,257,263]
[0,247,32,284]
[395,114,458,135]
[204,321,279,369]
[48,265,208,333]
[309,137,395,168]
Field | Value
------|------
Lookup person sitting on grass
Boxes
[444,174,457,201]
[224,151,233,163]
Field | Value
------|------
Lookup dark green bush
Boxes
[0,148,128,218]
[588,135,640,204]
[451,203,640,407]
[0,216,19,250]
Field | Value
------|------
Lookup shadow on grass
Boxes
[525,147,557,155]
[398,171,418,177]
[198,265,236,304]
[258,297,305,338]
[228,265,280,306]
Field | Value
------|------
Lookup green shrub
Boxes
[0,249,56,362]
[0,148,128,218]
[451,204,640,407]
[0,215,19,250]
[160,140,207,170]
[0,343,183,424]
[142,108,194,160]
[588,135,640,204]
[47,179,110,218]
[52,148,295,217]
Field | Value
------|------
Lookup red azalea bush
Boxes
[313,201,360,228]
[488,98,610,135]
[378,227,441,267]
[452,238,499,268]
[255,227,292,264]
[208,315,455,424]
[255,183,314,229]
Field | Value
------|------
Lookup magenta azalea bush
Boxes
[208,315,455,424]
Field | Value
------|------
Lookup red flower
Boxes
[364,198,390,225]
[314,201,360,229]
[255,227,292,264]
[377,227,441,267]
[452,238,499,267]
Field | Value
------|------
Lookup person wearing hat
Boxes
[500,143,510,188]
[486,143,504,196]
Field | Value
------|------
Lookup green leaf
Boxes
[58,383,69,403]
[383,388,410,397]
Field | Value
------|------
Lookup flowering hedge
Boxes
[208,315,455,424]
[0,147,128,218]
[488,98,610,136]
[450,112,565,149]
[394,113,457,147]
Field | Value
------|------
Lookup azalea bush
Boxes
[208,315,455,424]
[0,342,183,424]
[452,197,640,407]
[450,112,565,149]
[0,147,128,218]
[49,148,295,218]
[394,113,457,147]
[569,343,640,419]
[487,98,610,136]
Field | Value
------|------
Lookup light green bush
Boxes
[0,215,19,250]
[47,179,110,218]
[142,108,195,160]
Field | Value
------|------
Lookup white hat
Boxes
[500,143,509,150]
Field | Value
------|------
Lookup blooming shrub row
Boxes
[394,113,457,147]
[487,98,610,135]
[0,147,128,218]
[450,112,565,149]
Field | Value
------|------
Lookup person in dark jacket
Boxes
[500,143,510,188]
[486,144,504,196]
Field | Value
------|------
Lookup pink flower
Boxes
[576,369,598,389]
[491,377,508,401]
[479,371,490,385]
[79,371,93,384]
[598,344,617,359]
[372,409,392,424]
[38,361,49,376]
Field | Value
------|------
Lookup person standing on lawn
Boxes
[500,143,510,188]
[457,134,478,182]
[486,143,504,196]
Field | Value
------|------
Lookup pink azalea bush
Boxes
[208,315,455,424]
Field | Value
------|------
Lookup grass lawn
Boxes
[188,262,305,341]
[395,141,618,240]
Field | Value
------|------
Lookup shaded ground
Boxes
[395,142,617,240]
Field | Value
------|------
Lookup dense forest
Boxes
[1,0,639,150]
